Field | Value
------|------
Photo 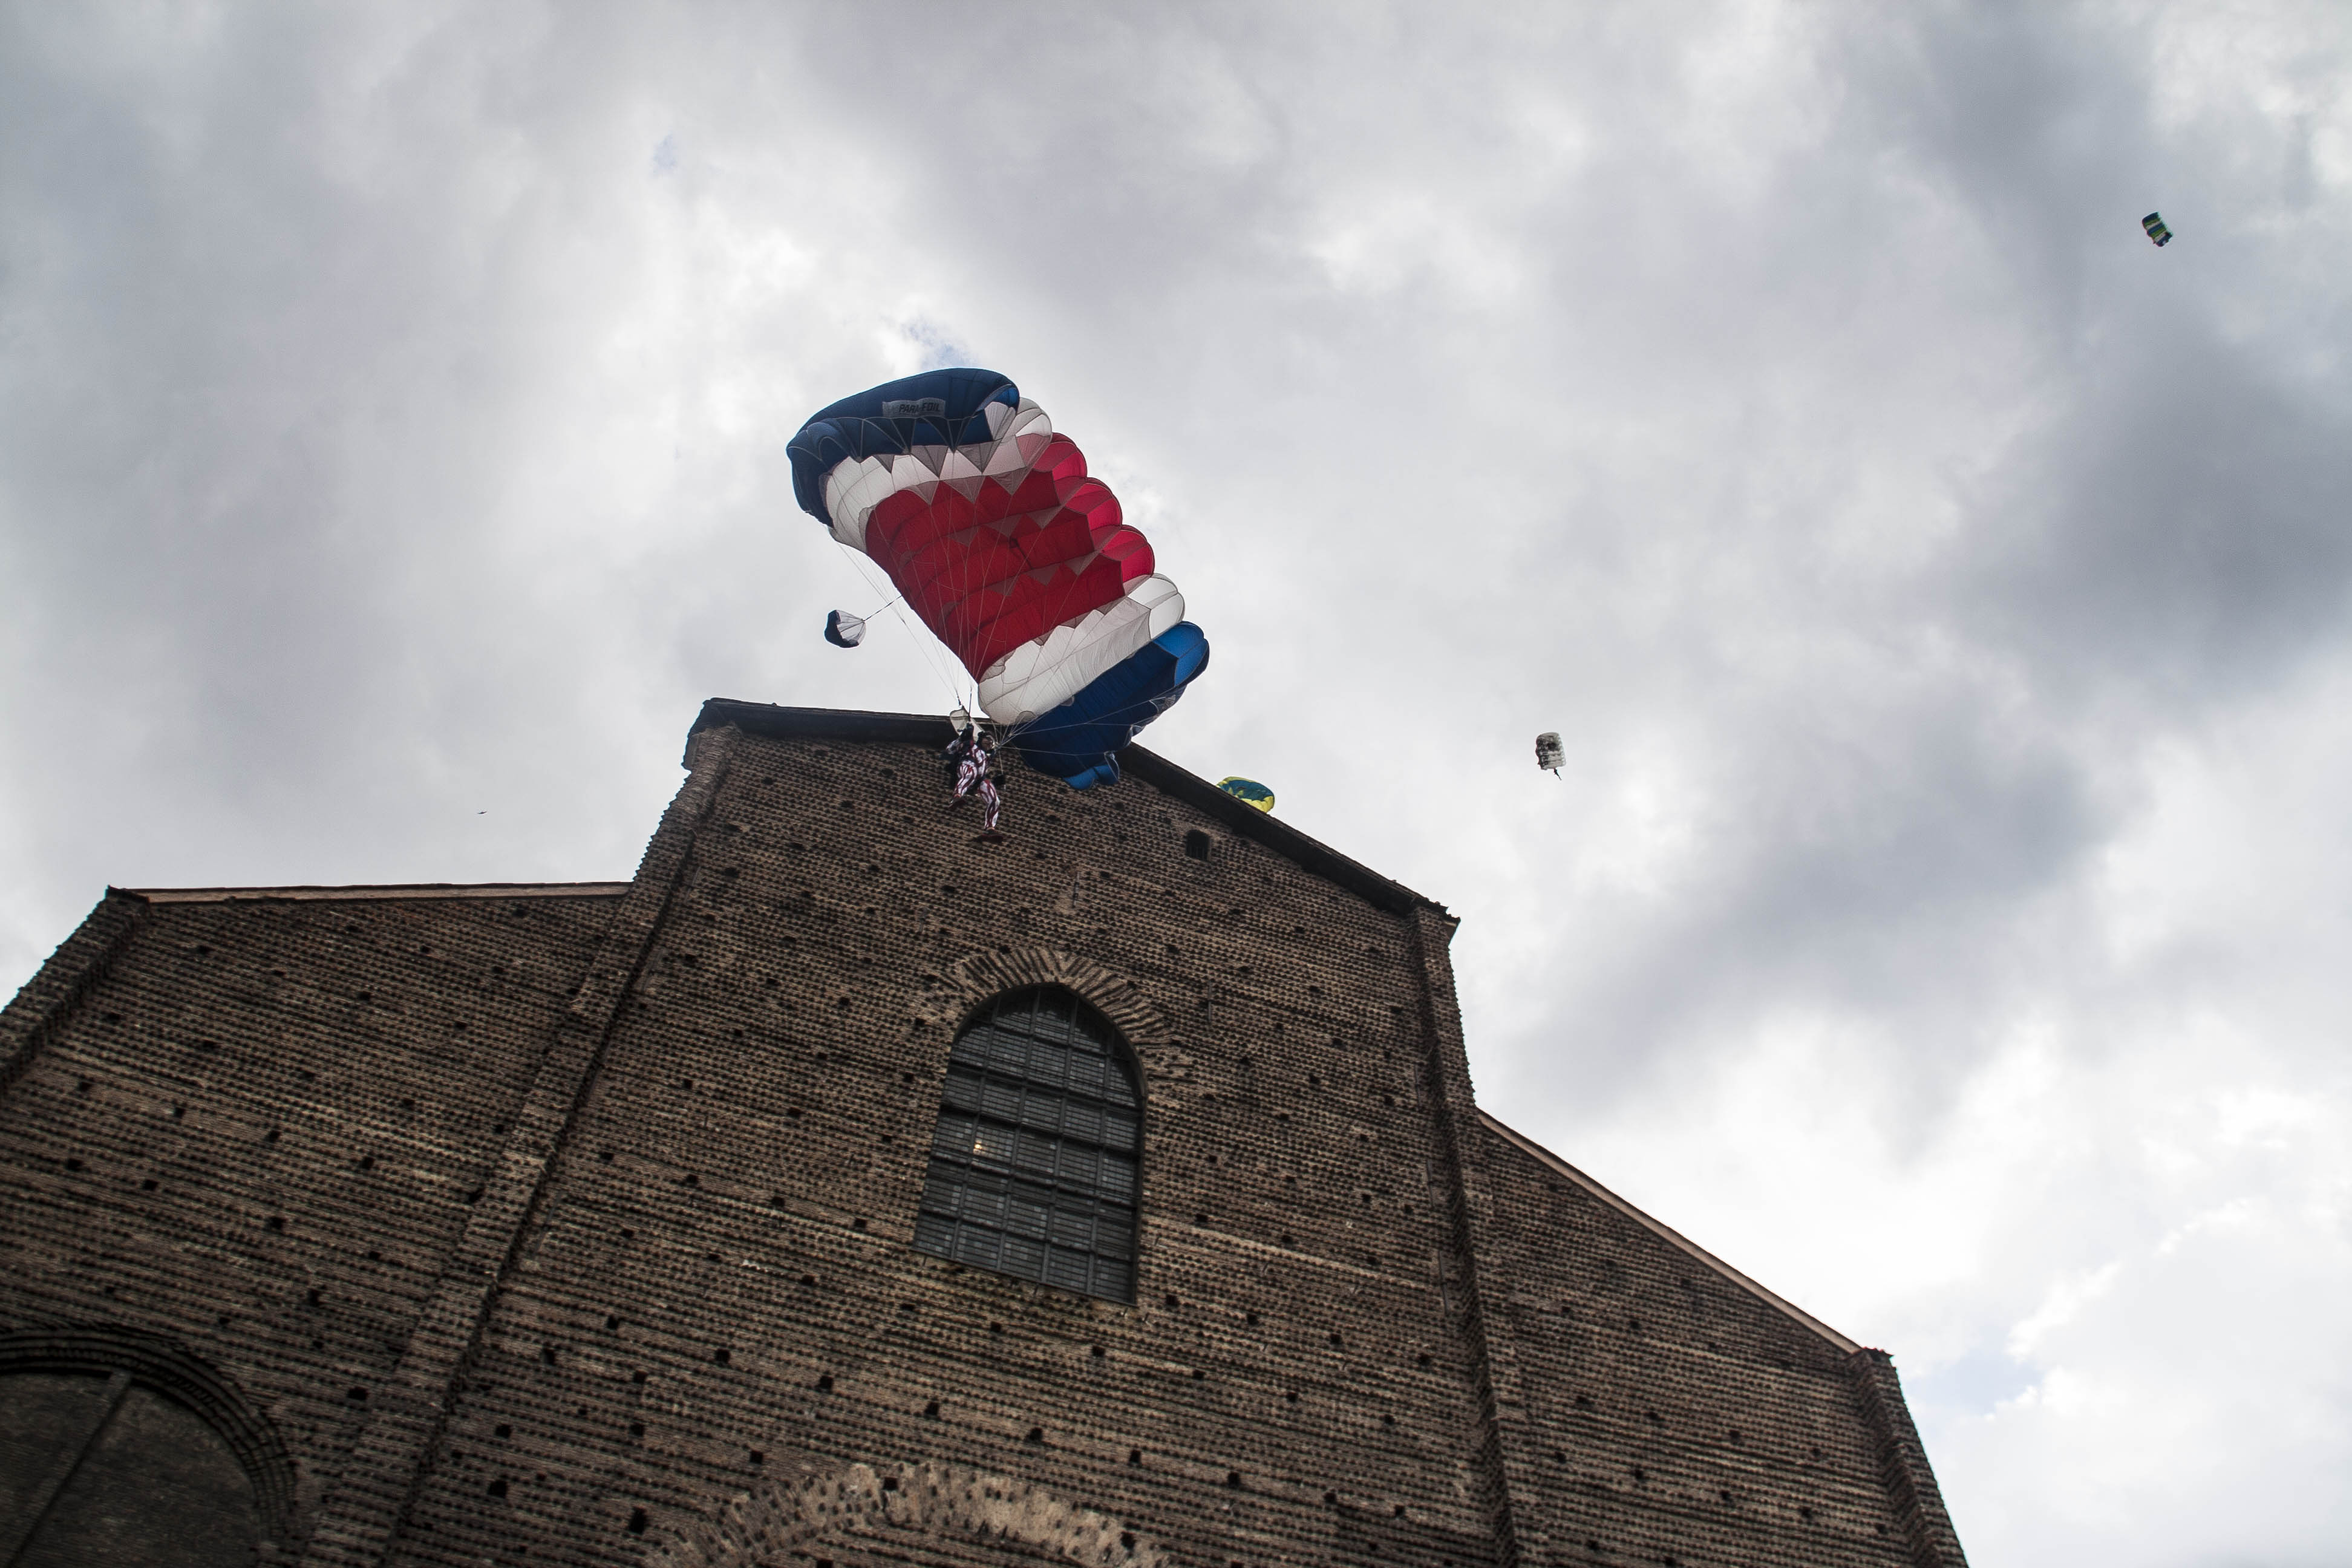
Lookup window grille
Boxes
[915,986,1142,1302]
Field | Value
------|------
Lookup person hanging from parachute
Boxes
[943,717,1005,841]
[788,368,1210,835]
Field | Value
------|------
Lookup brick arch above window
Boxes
[0,1325,300,1558]
[915,947,1171,1056]
[648,1459,1171,1568]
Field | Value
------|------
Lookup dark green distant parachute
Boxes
[2143,212,2173,247]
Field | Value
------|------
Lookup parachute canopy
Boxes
[789,369,1207,788]
[824,610,866,648]
[2143,212,2172,247]
[1535,733,1564,774]
[1217,777,1275,813]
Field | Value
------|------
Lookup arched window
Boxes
[0,1330,294,1567]
[915,986,1142,1302]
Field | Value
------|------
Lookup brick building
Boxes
[0,701,1965,1567]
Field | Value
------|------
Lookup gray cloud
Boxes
[5,5,2351,1563]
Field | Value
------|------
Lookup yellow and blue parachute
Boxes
[1217,777,1275,812]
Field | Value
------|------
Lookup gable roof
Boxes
[1480,1111,1863,1353]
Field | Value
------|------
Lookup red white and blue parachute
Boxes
[789,369,1208,788]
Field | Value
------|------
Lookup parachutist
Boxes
[944,722,1004,836]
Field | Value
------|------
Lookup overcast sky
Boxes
[5,4,2350,1563]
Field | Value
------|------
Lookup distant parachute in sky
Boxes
[1535,733,1564,776]
[788,369,1207,788]
[1218,777,1275,813]
[823,610,866,648]
[2142,212,2173,247]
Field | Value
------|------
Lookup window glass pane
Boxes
[910,987,1142,1302]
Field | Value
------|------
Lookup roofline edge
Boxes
[688,699,1446,919]
[1477,1109,1865,1355]
[119,883,635,906]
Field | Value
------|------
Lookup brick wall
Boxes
[0,704,1965,1567]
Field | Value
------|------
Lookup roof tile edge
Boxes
[122,883,634,905]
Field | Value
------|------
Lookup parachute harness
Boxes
[944,722,1005,838]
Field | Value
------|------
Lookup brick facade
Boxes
[0,702,1965,1567]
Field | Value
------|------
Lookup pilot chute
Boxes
[824,610,866,648]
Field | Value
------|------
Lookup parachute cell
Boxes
[788,370,1207,786]
[1218,777,1275,812]
[2142,212,2172,247]
[824,610,866,648]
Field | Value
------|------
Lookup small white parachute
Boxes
[824,610,866,648]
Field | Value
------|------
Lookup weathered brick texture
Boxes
[0,702,1966,1567]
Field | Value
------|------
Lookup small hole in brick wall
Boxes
[627,1508,649,1535]
[1632,1467,1647,1483]
[1089,1344,1104,1357]
[1191,1370,1205,1382]
[400,1099,416,1111]
[142,1179,157,1191]
[76,1077,93,1093]
[1164,1293,1181,1308]
[989,1322,1004,1335]
[1726,1427,1742,1443]
[816,1374,834,1391]
[1026,1427,1045,1444]
[64,1158,83,1172]
[1281,1233,1296,1247]
[1809,1446,1824,1460]
[1627,1318,1641,1333]
[1328,1331,1344,1348]
[598,1150,614,1163]
[1417,1352,1432,1367]
[1121,1532,1135,1550]
[900,1302,919,1316]
[606,1315,620,1330]
[751,1451,766,1466]
[171,1105,185,1120]
[852,1217,867,1231]
[786,1108,802,1119]
[629,1421,644,1439]
[466,1187,485,1205]
[195,944,212,955]
[1574,1393,1592,1409]
[1799,1506,1815,1521]
[1550,1449,1566,1463]
[1285,1391,1298,1403]
[541,1347,558,1365]
[487,1478,508,1499]
[713,1348,731,1365]
[1225,1471,1242,1489]
[679,1077,693,1090]
[621,1227,637,1240]
[1127,1449,1142,1466]
[1283,1175,1296,1187]
[1720,1489,1736,1504]
[632,1371,647,1385]
[1393,1505,1407,1518]
[1645,1410,1661,1425]
[306,1289,322,1307]
[1381,1414,1395,1426]
[682,1173,699,1187]
[358,1155,374,1171]
[799,1275,815,1287]
[1245,1312,1259,1325]
[266,1217,285,1232]
[1184,831,1211,860]
[924,1400,941,1419]
[348,1387,368,1402]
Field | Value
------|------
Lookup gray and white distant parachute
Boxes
[824,610,866,648]
[1535,732,1564,776]
[2142,212,2173,247]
